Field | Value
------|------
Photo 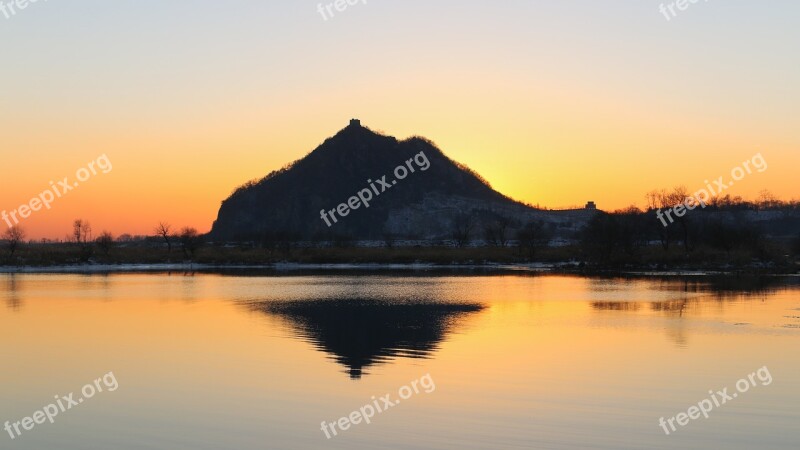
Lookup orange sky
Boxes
[1,2,798,239]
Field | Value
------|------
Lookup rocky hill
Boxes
[209,120,596,243]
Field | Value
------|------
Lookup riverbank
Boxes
[1,243,798,274]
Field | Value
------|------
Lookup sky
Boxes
[1,0,798,239]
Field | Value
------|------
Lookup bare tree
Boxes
[155,222,173,252]
[757,190,779,210]
[646,187,692,251]
[483,217,511,247]
[73,219,92,244]
[72,219,94,262]
[497,218,511,248]
[667,186,693,252]
[451,213,475,248]
[516,221,551,259]
[2,226,25,257]
[96,231,115,256]
[73,220,84,243]
[179,227,203,259]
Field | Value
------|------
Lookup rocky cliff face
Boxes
[209,122,594,242]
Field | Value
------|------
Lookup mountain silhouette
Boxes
[251,298,484,379]
[210,120,593,241]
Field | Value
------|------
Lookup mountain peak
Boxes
[323,119,392,151]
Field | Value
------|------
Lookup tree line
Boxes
[1,221,204,263]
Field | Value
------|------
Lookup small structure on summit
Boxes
[350,118,361,127]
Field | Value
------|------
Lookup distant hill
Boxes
[209,120,596,243]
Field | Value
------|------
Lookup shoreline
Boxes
[1,261,797,276]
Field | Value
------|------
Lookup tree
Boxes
[451,213,475,248]
[646,189,675,250]
[646,187,694,252]
[580,209,647,261]
[155,222,173,252]
[621,207,650,255]
[179,227,203,259]
[756,190,780,210]
[703,220,762,255]
[483,217,511,247]
[96,231,115,256]
[2,226,25,257]
[73,219,94,262]
[516,221,551,259]
[581,213,619,261]
[73,219,92,244]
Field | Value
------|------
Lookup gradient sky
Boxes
[1,0,798,239]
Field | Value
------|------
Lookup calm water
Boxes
[1,272,799,449]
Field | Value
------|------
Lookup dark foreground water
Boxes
[1,272,798,449]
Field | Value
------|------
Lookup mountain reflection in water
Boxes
[250,298,484,379]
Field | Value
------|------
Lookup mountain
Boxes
[209,120,595,243]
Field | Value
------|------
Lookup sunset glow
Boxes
[2,1,798,239]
